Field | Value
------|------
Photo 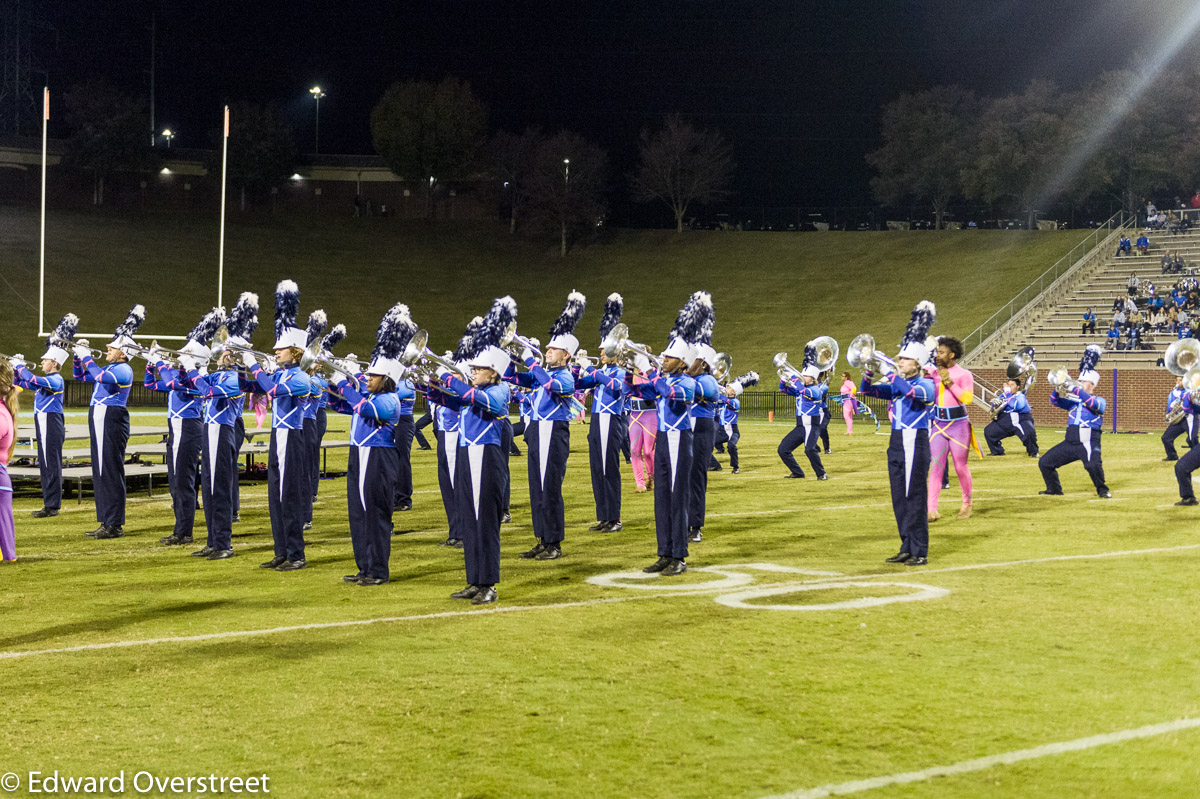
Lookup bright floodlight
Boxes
[310,86,325,97]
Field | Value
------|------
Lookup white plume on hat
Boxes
[896,301,937,363]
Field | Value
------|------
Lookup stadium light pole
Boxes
[161,128,174,148]
[310,86,326,154]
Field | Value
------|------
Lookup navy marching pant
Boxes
[526,420,570,545]
[654,428,693,560]
[232,415,244,512]
[392,414,415,507]
[984,413,1038,456]
[311,407,327,500]
[587,411,623,521]
[1175,443,1200,500]
[166,417,203,537]
[689,416,716,529]
[778,415,825,477]
[413,410,432,450]
[201,423,237,550]
[455,443,505,586]
[348,445,399,580]
[1163,415,1197,460]
[267,427,308,561]
[302,417,317,524]
[616,413,631,463]
[499,418,513,510]
[887,428,930,558]
[88,404,130,527]
[709,423,740,471]
[436,430,463,540]
[1039,427,1109,495]
[33,411,64,510]
[819,406,831,451]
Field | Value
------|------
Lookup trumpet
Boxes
[573,348,600,368]
[400,329,471,383]
[213,326,273,369]
[126,340,189,366]
[773,352,801,381]
[845,333,896,382]
[1046,366,1081,397]
[499,321,542,359]
[601,323,663,372]
[50,336,103,359]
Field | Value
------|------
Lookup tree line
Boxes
[58,77,733,256]
[868,68,1200,229]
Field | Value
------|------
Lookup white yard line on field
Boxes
[760,716,1200,799]
[0,543,1196,661]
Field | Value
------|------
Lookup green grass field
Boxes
[0,207,1085,373]
[2,410,1198,798]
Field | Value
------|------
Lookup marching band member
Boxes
[629,293,701,576]
[11,313,77,518]
[327,304,414,585]
[0,360,16,561]
[686,292,718,542]
[1162,374,1196,461]
[432,298,515,605]
[1038,345,1112,498]
[925,336,977,521]
[983,378,1038,457]
[577,293,627,533]
[75,305,145,539]
[1172,382,1200,506]
[300,310,327,531]
[628,372,657,493]
[306,322,344,525]
[859,301,937,565]
[392,363,418,515]
[510,291,586,562]
[183,293,257,560]
[231,312,260,524]
[245,280,313,571]
[777,340,829,480]
[712,371,757,474]
[148,307,225,546]
[433,318,484,548]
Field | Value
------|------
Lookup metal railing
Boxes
[961,210,1131,360]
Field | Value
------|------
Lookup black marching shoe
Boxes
[817,474,828,481]
[161,534,192,546]
[732,467,740,474]
[302,521,313,531]
[206,549,235,560]
[661,559,688,576]
[395,502,412,512]
[275,559,307,571]
[643,556,672,573]
[885,552,912,563]
[906,556,929,566]
[344,573,365,583]
[602,521,623,533]
[439,537,458,547]
[451,538,464,549]
[1038,490,1063,496]
[260,555,287,569]
[824,448,832,455]
[95,525,124,539]
[1098,490,1112,499]
[191,546,215,558]
[708,464,722,472]
[31,507,58,518]
[589,521,607,531]
[519,541,547,559]
[231,512,241,523]
[85,524,107,538]
[1176,497,1198,506]
[688,528,703,543]
[472,586,498,605]
[785,473,805,479]
[358,576,389,586]
[501,511,512,524]
[535,545,562,561]
[451,585,481,600]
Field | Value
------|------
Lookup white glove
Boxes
[522,347,537,363]
[10,354,24,369]
[337,359,357,377]
[73,344,90,360]
[148,343,164,361]
[634,353,651,374]
[436,365,452,380]
[177,354,197,372]
[241,351,258,369]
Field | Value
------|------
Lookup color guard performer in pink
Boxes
[925,336,977,521]
[628,372,657,492]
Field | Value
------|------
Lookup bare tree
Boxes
[631,115,734,232]
[488,127,544,234]
[526,131,607,256]
[63,80,159,206]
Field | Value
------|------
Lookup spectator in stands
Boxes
[1127,326,1141,350]
[1082,308,1097,335]
[1177,323,1191,340]
[1136,233,1150,255]
[1112,295,1124,312]
[1128,273,1141,296]
[1176,252,1187,273]
[1181,215,1192,235]
[1163,252,1175,274]
[1117,235,1132,257]
[1180,308,1191,329]
[1151,293,1165,312]
[1157,210,1168,229]
[1129,307,1144,332]
[1113,308,1127,330]
[1151,307,1167,332]
[1191,190,1200,209]
[1123,295,1138,315]
[1147,199,1158,220]
[1168,304,1179,331]
[1106,322,1121,350]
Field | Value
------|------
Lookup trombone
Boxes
[400,329,471,383]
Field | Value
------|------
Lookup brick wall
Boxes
[969,368,1174,432]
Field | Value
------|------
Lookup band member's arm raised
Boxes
[1073,387,1106,415]
[889,373,933,402]
[14,364,56,391]
[778,375,801,396]
[523,359,575,395]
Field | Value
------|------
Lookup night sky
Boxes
[32,0,1198,217]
